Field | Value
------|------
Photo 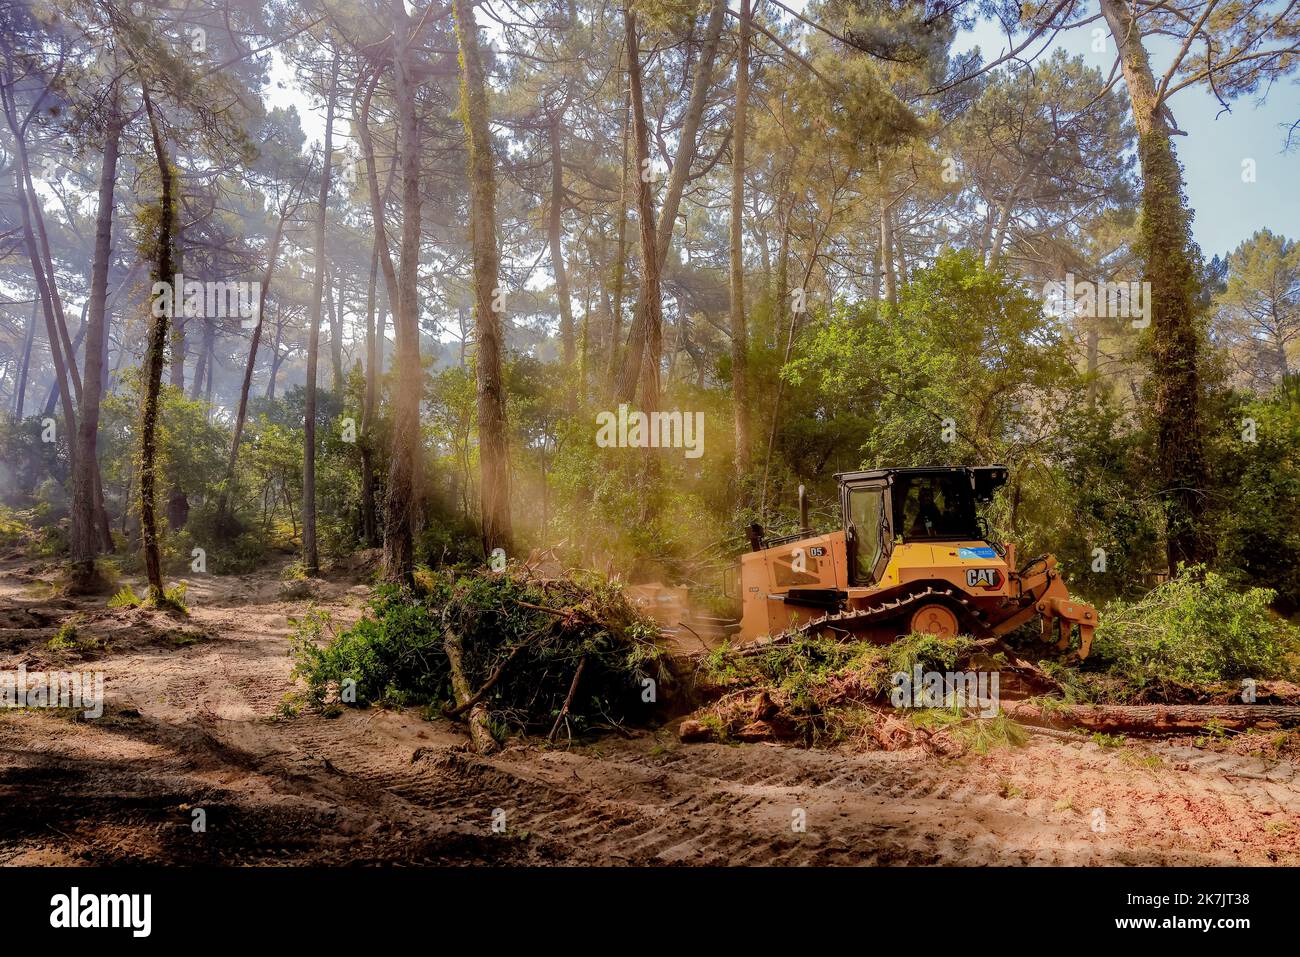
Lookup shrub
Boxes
[108,585,143,609]
[32,523,69,558]
[1092,565,1300,687]
[290,592,449,710]
[0,506,29,549]
[153,582,189,614]
[111,582,188,614]
[47,615,85,651]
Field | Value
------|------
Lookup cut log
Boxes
[679,719,711,743]
[1006,701,1300,736]
[444,621,497,755]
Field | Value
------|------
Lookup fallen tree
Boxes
[1005,700,1300,735]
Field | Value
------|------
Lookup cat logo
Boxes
[966,568,1002,589]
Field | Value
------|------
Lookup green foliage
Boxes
[950,713,1028,754]
[0,417,67,513]
[0,506,29,549]
[881,631,974,678]
[1023,400,1165,600]
[107,584,143,609]
[749,636,877,714]
[786,250,1080,469]
[151,582,190,614]
[32,523,69,558]
[1207,387,1300,611]
[290,594,449,709]
[291,566,664,739]
[544,387,735,577]
[1090,732,1126,748]
[703,630,978,718]
[47,615,85,651]
[1092,565,1300,687]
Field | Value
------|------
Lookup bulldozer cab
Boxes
[839,466,1008,585]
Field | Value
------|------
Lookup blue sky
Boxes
[957,17,1300,259]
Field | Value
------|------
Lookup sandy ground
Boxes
[2,555,1300,866]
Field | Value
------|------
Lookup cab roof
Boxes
[835,465,1008,484]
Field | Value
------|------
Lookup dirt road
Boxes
[2,558,1299,866]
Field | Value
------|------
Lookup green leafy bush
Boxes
[47,615,86,651]
[32,523,69,558]
[1092,565,1300,687]
[0,506,29,549]
[108,584,143,609]
[290,590,450,710]
[290,566,665,740]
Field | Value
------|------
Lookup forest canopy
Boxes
[0,0,1297,614]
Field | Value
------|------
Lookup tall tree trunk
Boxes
[139,87,173,601]
[361,234,381,547]
[614,6,664,411]
[69,98,122,591]
[8,84,82,410]
[3,85,77,445]
[383,2,425,583]
[42,303,87,418]
[773,195,791,349]
[891,207,907,284]
[877,150,897,309]
[605,76,631,394]
[190,310,215,401]
[169,213,185,390]
[728,0,752,477]
[611,0,723,405]
[454,0,513,557]
[266,314,284,399]
[217,207,289,526]
[303,50,339,576]
[549,116,575,366]
[1100,0,1210,572]
[163,206,188,532]
[189,317,207,400]
[652,0,727,271]
[355,59,397,546]
[760,225,828,513]
[15,181,71,429]
[355,67,400,306]
[1086,319,1100,405]
[12,299,36,420]
[326,266,344,392]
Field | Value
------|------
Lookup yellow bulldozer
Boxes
[731,466,1097,658]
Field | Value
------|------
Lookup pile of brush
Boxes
[291,562,667,752]
[676,631,1048,752]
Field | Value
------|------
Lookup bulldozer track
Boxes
[785,584,979,641]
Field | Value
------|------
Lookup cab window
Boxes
[894,474,978,540]
[849,487,884,583]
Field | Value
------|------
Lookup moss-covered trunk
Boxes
[140,89,173,600]
[1101,0,1210,572]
